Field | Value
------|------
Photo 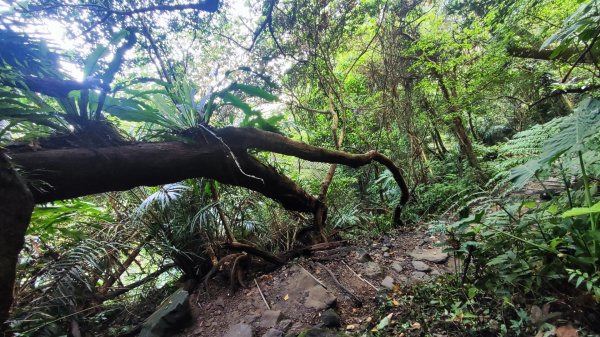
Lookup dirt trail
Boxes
[175,229,454,337]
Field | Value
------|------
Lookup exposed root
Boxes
[203,253,249,294]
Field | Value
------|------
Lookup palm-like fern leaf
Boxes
[510,97,600,189]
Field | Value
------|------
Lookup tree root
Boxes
[203,253,250,294]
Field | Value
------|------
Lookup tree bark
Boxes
[3,126,409,328]
[452,116,479,169]
[506,45,595,64]
[0,154,34,334]
[9,127,408,212]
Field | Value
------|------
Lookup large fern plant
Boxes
[510,97,600,189]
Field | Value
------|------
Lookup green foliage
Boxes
[5,0,600,335]
[494,118,563,174]
[368,274,529,336]
[541,0,600,57]
[510,97,600,189]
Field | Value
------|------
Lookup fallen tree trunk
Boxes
[3,126,409,329]
[9,126,408,213]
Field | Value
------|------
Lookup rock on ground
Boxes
[410,271,427,281]
[409,249,449,264]
[223,323,254,337]
[259,310,283,329]
[276,319,293,332]
[360,261,382,278]
[412,260,431,272]
[304,285,336,310]
[381,276,395,290]
[262,328,284,337]
[321,309,341,328]
[297,327,341,337]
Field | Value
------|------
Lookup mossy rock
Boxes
[139,289,191,337]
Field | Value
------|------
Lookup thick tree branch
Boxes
[507,45,595,64]
[216,127,409,206]
[0,154,34,333]
[8,127,408,213]
[28,1,220,15]
[530,84,600,108]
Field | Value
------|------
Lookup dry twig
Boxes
[297,264,327,289]
[316,262,362,307]
[254,279,271,310]
[342,261,380,291]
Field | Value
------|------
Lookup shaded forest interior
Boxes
[0,0,599,336]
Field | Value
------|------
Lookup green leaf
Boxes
[84,29,129,77]
[220,92,254,116]
[510,159,542,189]
[84,45,109,77]
[511,97,600,188]
[562,201,600,217]
[375,313,393,330]
[231,83,278,102]
[467,287,478,299]
[538,97,600,165]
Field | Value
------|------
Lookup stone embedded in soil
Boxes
[381,276,395,290]
[242,313,260,324]
[355,248,372,262]
[277,319,293,332]
[223,323,254,337]
[381,246,390,252]
[259,310,283,328]
[321,309,341,328]
[412,260,431,272]
[410,271,427,280]
[262,328,284,337]
[383,252,390,258]
[391,261,403,272]
[304,285,337,310]
[360,261,382,277]
[409,249,449,264]
[214,296,226,308]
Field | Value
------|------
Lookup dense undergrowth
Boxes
[2,0,600,336]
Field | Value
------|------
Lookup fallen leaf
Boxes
[392,299,400,306]
[411,322,421,330]
[555,325,579,337]
[345,324,355,330]
[283,294,289,301]
[376,313,393,330]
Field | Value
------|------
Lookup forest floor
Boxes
[175,229,454,337]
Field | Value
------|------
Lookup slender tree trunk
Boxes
[99,238,148,294]
[452,116,479,169]
[466,110,478,141]
[316,91,346,240]
[0,154,34,334]
[433,125,447,155]
[434,74,480,170]
[210,181,236,243]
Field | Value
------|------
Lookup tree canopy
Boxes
[1,0,599,335]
